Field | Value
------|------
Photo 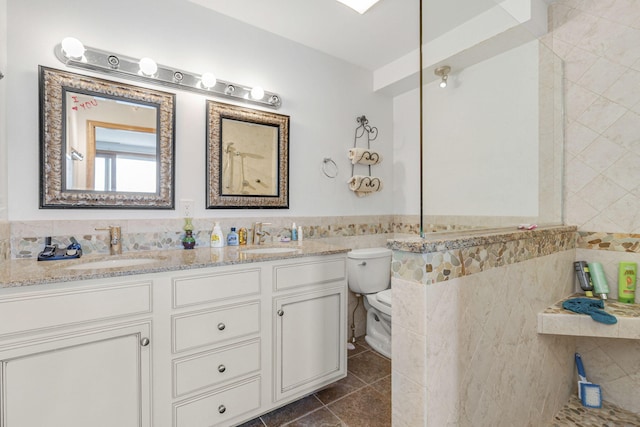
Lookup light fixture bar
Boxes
[54,42,282,109]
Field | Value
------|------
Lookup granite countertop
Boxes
[388,225,577,253]
[0,241,350,289]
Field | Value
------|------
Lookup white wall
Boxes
[392,88,420,216]
[6,0,395,221]
[423,40,539,217]
[0,0,7,222]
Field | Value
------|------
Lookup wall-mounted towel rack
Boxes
[350,115,378,177]
[322,157,338,178]
[348,115,383,197]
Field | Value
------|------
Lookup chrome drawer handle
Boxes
[218,364,226,373]
[277,309,284,317]
[218,404,226,414]
[217,322,226,331]
[140,337,150,347]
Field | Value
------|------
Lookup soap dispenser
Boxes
[210,222,225,248]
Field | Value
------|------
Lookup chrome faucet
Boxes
[252,222,271,245]
[96,226,122,255]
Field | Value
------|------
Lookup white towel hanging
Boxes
[348,175,383,197]
[348,148,383,165]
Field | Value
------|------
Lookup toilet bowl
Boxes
[347,248,392,359]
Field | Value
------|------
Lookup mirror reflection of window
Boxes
[64,91,159,193]
[93,127,157,193]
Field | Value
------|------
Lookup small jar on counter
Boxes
[238,227,248,245]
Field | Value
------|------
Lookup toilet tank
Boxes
[347,248,392,294]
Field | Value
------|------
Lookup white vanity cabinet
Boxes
[168,266,264,427]
[0,280,153,427]
[0,249,348,427]
[273,256,347,402]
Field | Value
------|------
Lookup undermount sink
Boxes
[242,247,300,255]
[65,257,162,270]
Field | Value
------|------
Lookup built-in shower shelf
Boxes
[537,294,640,339]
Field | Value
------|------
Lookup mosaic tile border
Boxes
[9,216,420,259]
[391,226,577,285]
[577,231,640,253]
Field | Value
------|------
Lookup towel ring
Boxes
[322,157,338,178]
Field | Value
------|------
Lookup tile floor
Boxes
[240,339,391,427]
[240,340,640,427]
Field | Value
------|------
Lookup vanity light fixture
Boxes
[250,86,265,100]
[61,37,85,60]
[434,65,451,88]
[336,0,380,14]
[138,57,158,77]
[54,38,282,109]
[200,72,217,89]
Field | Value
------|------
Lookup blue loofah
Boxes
[562,298,617,324]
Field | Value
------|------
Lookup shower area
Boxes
[396,0,565,234]
[390,0,572,425]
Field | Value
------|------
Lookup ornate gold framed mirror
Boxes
[206,101,289,209]
[39,66,175,209]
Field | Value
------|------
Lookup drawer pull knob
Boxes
[218,404,226,414]
[218,364,226,373]
[140,337,150,347]
[277,309,284,317]
[217,323,226,331]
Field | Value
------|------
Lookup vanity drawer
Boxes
[173,339,260,397]
[0,282,152,337]
[274,257,346,291]
[174,376,261,427]
[173,302,260,353]
[172,268,261,309]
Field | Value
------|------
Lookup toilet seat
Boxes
[365,290,391,316]
[376,289,391,307]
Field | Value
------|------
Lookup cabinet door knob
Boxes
[218,364,226,373]
[218,404,226,414]
[217,322,226,331]
[277,309,284,317]
[140,337,150,347]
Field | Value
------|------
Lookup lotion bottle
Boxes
[291,222,298,241]
[588,262,610,299]
[227,227,239,246]
[210,222,225,248]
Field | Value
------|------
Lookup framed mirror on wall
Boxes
[206,101,289,209]
[39,66,175,209]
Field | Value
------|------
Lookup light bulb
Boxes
[250,86,265,100]
[138,57,158,76]
[434,66,451,89]
[61,37,85,59]
[201,72,217,89]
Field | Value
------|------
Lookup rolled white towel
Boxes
[348,148,383,165]
[348,175,383,197]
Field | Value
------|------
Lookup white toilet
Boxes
[347,247,392,359]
